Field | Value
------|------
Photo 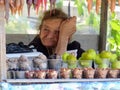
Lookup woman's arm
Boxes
[55,16,77,55]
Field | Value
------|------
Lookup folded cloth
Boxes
[6,42,33,53]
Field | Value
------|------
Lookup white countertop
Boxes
[6,52,42,58]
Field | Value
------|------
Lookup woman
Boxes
[28,8,84,59]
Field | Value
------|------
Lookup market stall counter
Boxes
[5,51,120,90]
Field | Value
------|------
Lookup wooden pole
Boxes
[98,0,108,52]
[0,5,7,80]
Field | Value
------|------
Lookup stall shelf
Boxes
[5,78,120,83]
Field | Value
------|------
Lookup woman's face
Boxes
[40,19,62,48]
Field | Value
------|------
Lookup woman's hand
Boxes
[55,16,77,55]
[59,16,76,39]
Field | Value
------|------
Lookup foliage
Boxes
[107,13,120,56]
[86,12,100,31]
[56,0,63,9]
[74,0,85,16]
[74,0,100,32]
[5,15,30,34]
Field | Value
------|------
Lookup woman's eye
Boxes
[43,28,49,32]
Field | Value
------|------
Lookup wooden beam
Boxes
[98,0,108,52]
[0,5,7,80]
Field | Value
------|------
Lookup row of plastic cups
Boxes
[7,68,120,79]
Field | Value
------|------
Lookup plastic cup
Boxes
[48,59,62,71]
[16,71,25,79]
